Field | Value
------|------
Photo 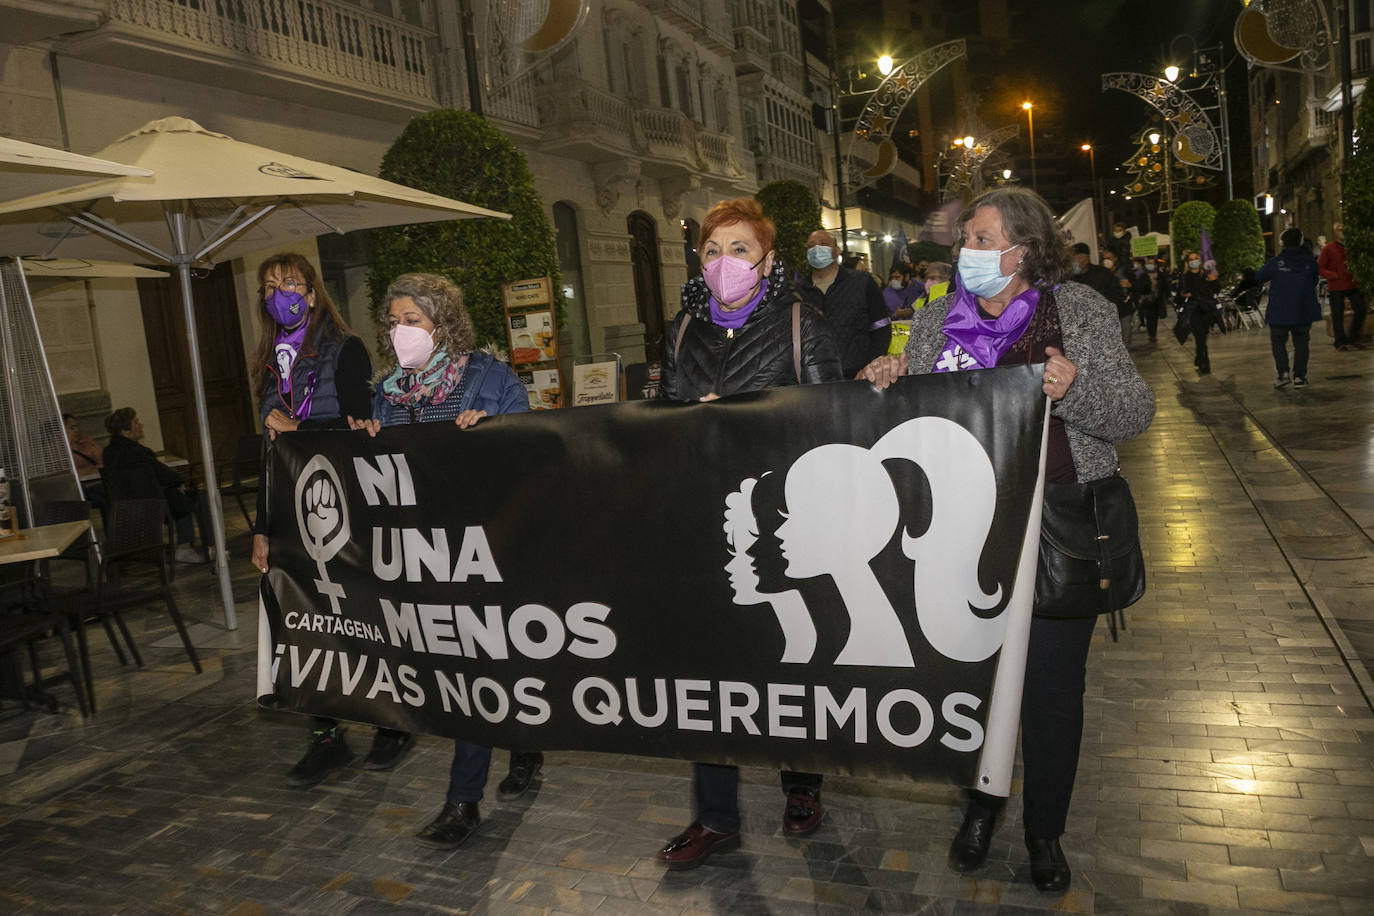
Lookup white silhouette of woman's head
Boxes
[723,476,764,603]
[777,444,900,577]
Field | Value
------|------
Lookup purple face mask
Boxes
[265,287,309,328]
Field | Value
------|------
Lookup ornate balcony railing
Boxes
[106,0,436,103]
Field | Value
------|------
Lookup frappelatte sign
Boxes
[258,367,1049,793]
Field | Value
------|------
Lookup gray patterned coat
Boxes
[903,282,1155,482]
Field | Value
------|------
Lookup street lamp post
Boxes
[1080,142,1103,237]
[1021,101,1037,192]
[1165,38,1233,200]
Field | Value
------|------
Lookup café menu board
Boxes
[502,277,564,410]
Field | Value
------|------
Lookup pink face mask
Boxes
[389,324,435,369]
[703,252,767,306]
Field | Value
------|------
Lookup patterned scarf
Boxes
[380,350,469,408]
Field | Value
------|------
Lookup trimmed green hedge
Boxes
[1345,93,1374,286]
[368,109,562,351]
[756,180,821,279]
[1171,201,1216,268]
[1212,200,1265,276]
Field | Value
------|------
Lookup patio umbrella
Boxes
[0,117,511,630]
[1,135,152,198]
[18,258,168,281]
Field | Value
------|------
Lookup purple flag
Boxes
[1200,227,1214,265]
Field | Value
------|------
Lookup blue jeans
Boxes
[447,739,492,804]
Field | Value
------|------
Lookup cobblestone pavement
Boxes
[2,325,1371,914]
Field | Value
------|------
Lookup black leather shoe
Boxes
[1026,834,1071,894]
[498,751,544,800]
[657,822,741,869]
[362,729,414,770]
[947,805,996,872]
[415,801,480,849]
[782,788,823,836]
[286,729,353,788]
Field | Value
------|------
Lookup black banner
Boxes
[261,366,1048,788]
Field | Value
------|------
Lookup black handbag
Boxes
[1034,475,1145,639]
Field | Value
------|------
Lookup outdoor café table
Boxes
[0,520,93,712]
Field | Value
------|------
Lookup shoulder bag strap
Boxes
[792,301,802,383]
[674,312,691,367]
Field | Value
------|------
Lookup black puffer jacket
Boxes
[660,259,842,400]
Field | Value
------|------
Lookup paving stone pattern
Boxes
[1,327,1371,914]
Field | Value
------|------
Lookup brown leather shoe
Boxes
[657,822,740,869]
[782,789,823,835]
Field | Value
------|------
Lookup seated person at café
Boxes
[101,407,210,564]
[64,412,105,509]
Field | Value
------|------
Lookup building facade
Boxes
[1,0,834,458]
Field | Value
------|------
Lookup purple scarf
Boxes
[933,285,1040,372]
[709,280,769,330]
[273,322,315,419]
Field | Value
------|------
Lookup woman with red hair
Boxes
[655,198,841,868]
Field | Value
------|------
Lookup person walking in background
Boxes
[797,230,891,377]
[247,253,417,787]
[1318,222,1367,351]
[1177,251,1220,375]
[1258,228,1321,389]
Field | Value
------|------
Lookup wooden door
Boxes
[136,266,255,480]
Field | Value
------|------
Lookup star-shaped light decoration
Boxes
[867,112,892,136]
[893,70,912,91]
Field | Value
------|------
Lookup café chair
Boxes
[89,498,202,681]
[0,568,89,718]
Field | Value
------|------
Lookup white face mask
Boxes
[1103,259,1115,270]
[957,245,1021,298]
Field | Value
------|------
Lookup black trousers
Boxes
[970,613,1098,840]
[1330,289,1368,345]
[1190,308,1212,372]
[693,763,822,834]
[1270,323,1311,379]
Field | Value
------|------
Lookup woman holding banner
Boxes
[656,198,842,869]
[248,253,418,788]
[351,272,536,850]
[861,187,1154,894]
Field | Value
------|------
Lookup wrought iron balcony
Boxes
[65,0,438,119]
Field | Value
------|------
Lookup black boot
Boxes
[362,728,415,770]
[498,751,544,800]
[1026,833,1071,894]
[415,801,481,849]
[947,803,997,872]
[286,728,353,788]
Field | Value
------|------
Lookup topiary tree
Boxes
[1170,200,1216,267]
[1344,91,1374,286]
[756,179,821,280]
[368,109,562,351]
[1212,199,1265,277]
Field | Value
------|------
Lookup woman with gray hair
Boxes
[862,187,1154,895]
[352,272,537,849]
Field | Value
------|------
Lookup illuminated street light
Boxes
[1080,142,1103,238]
[1021,101,1037,192]
[878,54,894,76]
[1148,130,1161,145]
[1164,64,1180,82]
[1003,168,1012,179]
[952,137,965,147]
[883,234,894,243]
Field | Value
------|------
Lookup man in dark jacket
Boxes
[1257,228,1322,389]
[1069,243,1128,333]
[1318,222,1366,350]
[795,230,891,377]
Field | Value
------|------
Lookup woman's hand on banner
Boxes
[860,354,908,389]
[347,415,382,437]
[455,410,488,429]
[252,534,269,574]
[264,409,300,435]
[1042,347,1077,402]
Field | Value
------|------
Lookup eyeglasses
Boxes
[261,278,308,295]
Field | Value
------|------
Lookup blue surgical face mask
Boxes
[958,244,1021,298]
[807,245,836,269]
